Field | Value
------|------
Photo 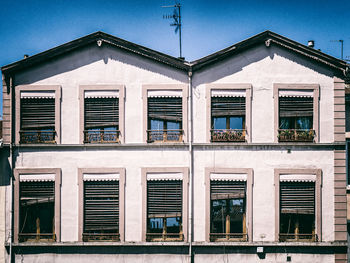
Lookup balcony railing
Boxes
[210,129,246,142]
[146,232,184,242]
[278,129,315,142]
[279,233,317,242]
[209,233,248,242]
[147,129,183,143]
[18,233,56,242]
[84,130,120,143]
[82,233,120,242]
[19,130,56,144]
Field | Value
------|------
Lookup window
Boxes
[78,168,125,242]
[205,168,253,242]
[79,85,125,144]
[206,84,252,143]
[143,85,188,143]
[141,168,189,242]
[274,169,322,242]
[14,169,61,243]
[16,86,61,144]
[274,84,319,143]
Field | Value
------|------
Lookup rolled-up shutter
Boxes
[148,97,182,122]
[147,180,182,218]
[210,181,246,200]
[211,97,245,117]
[84,181,119,232]
[85,98,119,128]
[20,181,55,206]
[279,97,313,117]
[280,182,315,214]
[20,98,55,129]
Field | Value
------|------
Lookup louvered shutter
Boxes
[20,181,55,206]
[210,181,246,200]
[211,97,245,117]
[84,98,119,128]
[279,97,313,117]
[280,182,315,214]
[148,97,182,122]
[20,98,55,129]
[84,181,119,232]
[147,180,182,218]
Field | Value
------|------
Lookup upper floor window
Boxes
[143,85,188,143]
[16,86,61,144]
[274,84,319,143]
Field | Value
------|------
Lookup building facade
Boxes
[1,31,348,262]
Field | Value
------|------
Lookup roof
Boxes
[1,30,348,76]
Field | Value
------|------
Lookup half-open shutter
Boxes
[280,182,315,214]
[148,97,182,122]
[20,98,55,129]
[84,181,119,232]
[279,97,313,117]
[211,97,245,117]
[147,180,182,218]
[210,181,246,200]
[20,181,55,206]
[85,98,119,128]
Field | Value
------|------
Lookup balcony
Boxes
[279,233,317,242]
[278,129,315,142]
[147,129,183,143]
[84,130,120,143]
[210,233,248,242]
[19,130,56,144]
[146,232,184,242]
[18,233,56,242]
[210,129,246,142]
[82,233,120,242]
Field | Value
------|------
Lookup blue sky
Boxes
[1,0,349,117]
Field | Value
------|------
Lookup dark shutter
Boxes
[280,182,315,214]
[20,181,55,206]
[147,180,182,218]
[211,97,245,117]
[210,181,246,200]
[84,181,119,232]
[20,98,55,129]
[279,97,313,117]
[85,98,119,128]
[148,97,182,122]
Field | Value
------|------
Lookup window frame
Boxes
[142,84,188,143]
[206,84,252,143]
[13,168,61,243]
[15,85,61,144]
[205,168,253,242]
[273,84,320,143]
[79,85,125,144]
[78,168,125,242]
[274,168,322,242]
[141,167,189,242]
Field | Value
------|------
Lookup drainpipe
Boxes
[9,75,15,263]
[187,68,194,263]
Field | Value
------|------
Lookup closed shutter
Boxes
[84,181,119,232]
[280,182,315,214]
[211,97,245,117]
[85,98,119,128]
[210,181,246,200]
[147,180,182,218]
[148,97,182,122]
[20,181,55,206]
[20,98,55,129]
[279,97,313,117]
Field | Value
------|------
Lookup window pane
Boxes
[280,117,292,129]
[213,117,226,130]
[211,200,227,234]
[150,120,164,130]
[166,217,181,233]
[296,117,312,129]
[167,121,180,130]
[229,199,244,234]
[148,218,163,234]
[229,117,243,129]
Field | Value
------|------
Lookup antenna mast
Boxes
[163,1,183,58]
[331,39,344,60]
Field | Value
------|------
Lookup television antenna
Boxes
[162,1,183,59]
[331,40,344,60]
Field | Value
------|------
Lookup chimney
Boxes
[307,40,314,48]
[23,54,29,59]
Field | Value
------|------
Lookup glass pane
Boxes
[167,121,180,130]
[211,200,227,233]
[229,199,244,234]
[150,120,164,130]
[229,117,243,129]
[280,117,292,129]
[148,218,163,234]
[296,117,312,129]
[213,117,226,130]
[166,216,181,233]
[280,214,315,234]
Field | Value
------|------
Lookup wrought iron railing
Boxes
[210,129,246,142]
[209,233,248,242]
[146,232,184,242]
[279,233,317,242]
[147,129,183,143]
[82,233,120,242]
[84,130,120,143]
[278,129,315,142]
[18,233,56,242]
[19,130,56,144]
